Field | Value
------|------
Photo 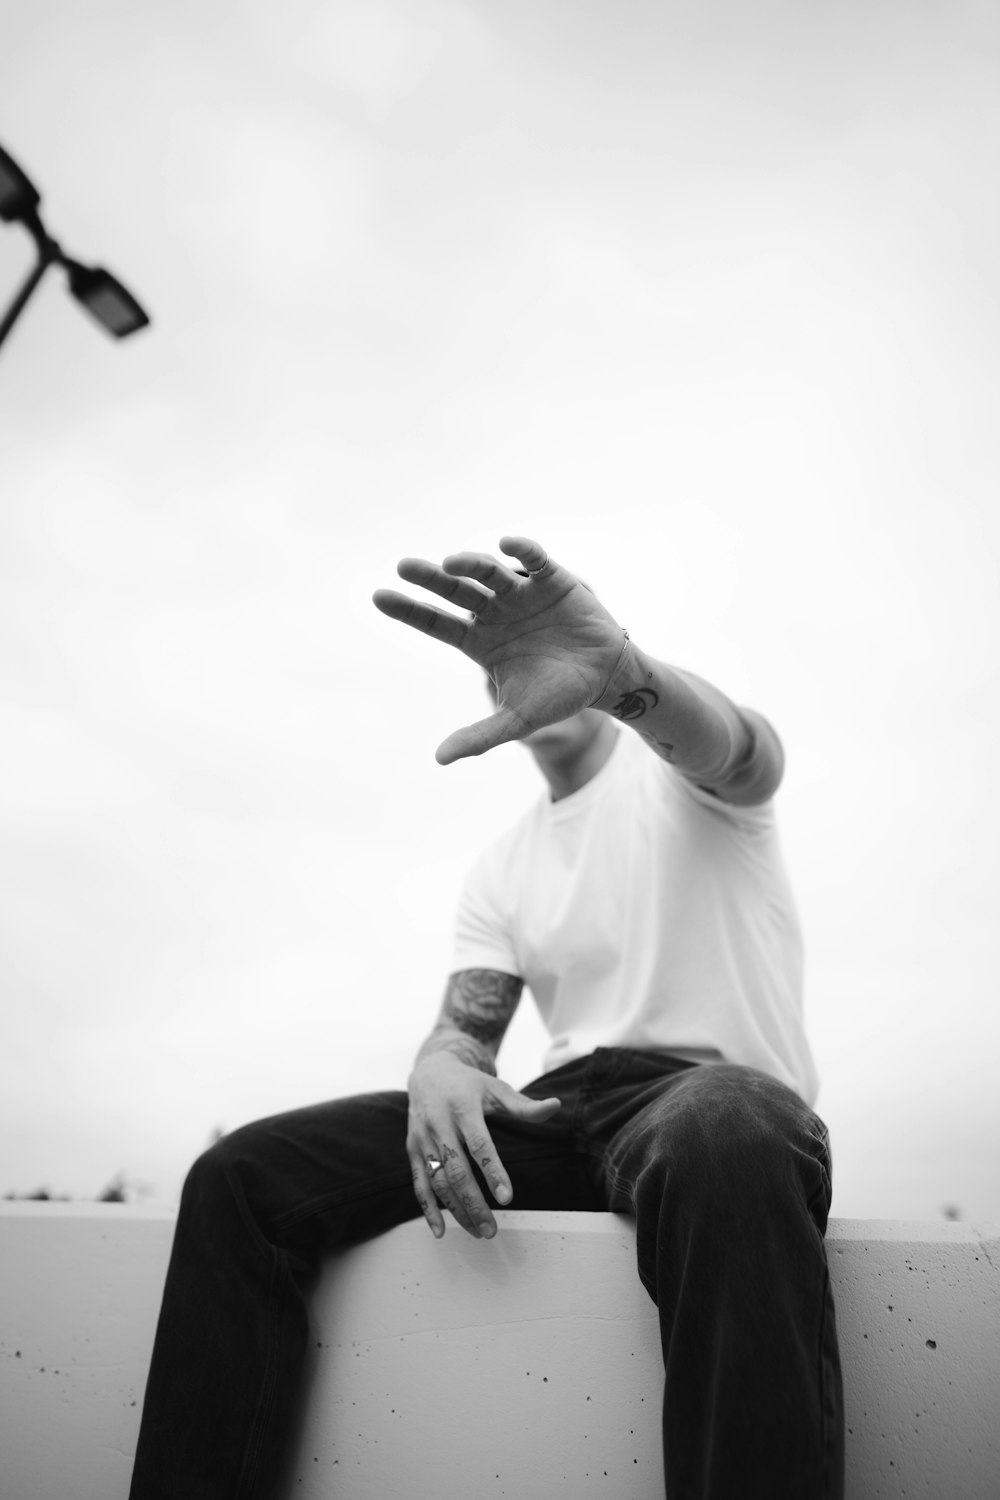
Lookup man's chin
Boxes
[522,720,571,742]
[521,719,580,750]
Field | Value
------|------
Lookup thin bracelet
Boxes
[595,628,630,701]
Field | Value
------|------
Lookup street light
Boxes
[0,141,150,353]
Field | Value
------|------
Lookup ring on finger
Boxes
[425,1155,474,1222]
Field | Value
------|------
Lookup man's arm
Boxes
[592,647,785,807]
[414,968,525,1076]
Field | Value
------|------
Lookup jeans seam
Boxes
[815,1257,842,1499]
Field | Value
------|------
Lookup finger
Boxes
[420,1147,484,1239]
[372,588,469,650]
[442,552,520,596]
[436,1177,486,1239]
[497,535,556,579]
[409,1136,479,1239]
[438,1142,498,1238]
[396,557,494,614]
[426,1162,482,1238]
[460,1119,514,1207]
[435,706,528,766]
[410,1158,447,1239]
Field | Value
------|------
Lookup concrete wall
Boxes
[0,1202,997,1498]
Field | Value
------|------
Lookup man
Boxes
[128,535,844,1500]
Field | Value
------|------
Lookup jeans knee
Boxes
[631,1066,830,1219]
[180,1120,268,1222]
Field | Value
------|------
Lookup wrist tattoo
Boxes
[440,1034,498,1073]
[612,688,658,722]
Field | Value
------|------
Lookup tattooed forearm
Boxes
[443,969,524,1046]
[417,969,524,1074]
[611,688,658,722]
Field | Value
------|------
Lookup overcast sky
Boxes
[1,0,997,1223]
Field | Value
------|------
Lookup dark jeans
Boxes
[129,1049,844,1500]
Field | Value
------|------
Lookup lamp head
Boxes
[63,259,150,338]
[0,144,41,224]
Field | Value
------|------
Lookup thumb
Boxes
[491,1082,562,1120]
[435,707,525,766]
[523,1095,563,1121]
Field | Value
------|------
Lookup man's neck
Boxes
[533,717,619,802]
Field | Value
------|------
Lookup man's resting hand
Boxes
[407,1052,562,1239]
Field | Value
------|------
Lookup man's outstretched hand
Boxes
[372,535,624,763]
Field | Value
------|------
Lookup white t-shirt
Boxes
[451,728,818,1105]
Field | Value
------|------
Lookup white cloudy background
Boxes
[1,0,997,1220]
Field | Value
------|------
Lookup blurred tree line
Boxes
[5,1172,137,1203]
[3,1127,227,1203]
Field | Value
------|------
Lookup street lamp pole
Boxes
[0,141,150,353]
[0,207,60,351]
[0,254,54,350]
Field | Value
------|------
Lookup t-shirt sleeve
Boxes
[669,765,776,833]
[450,847,522,978]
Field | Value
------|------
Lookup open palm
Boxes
[372,535,624,763]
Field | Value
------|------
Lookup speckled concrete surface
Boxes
[1,1204,997,1498]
